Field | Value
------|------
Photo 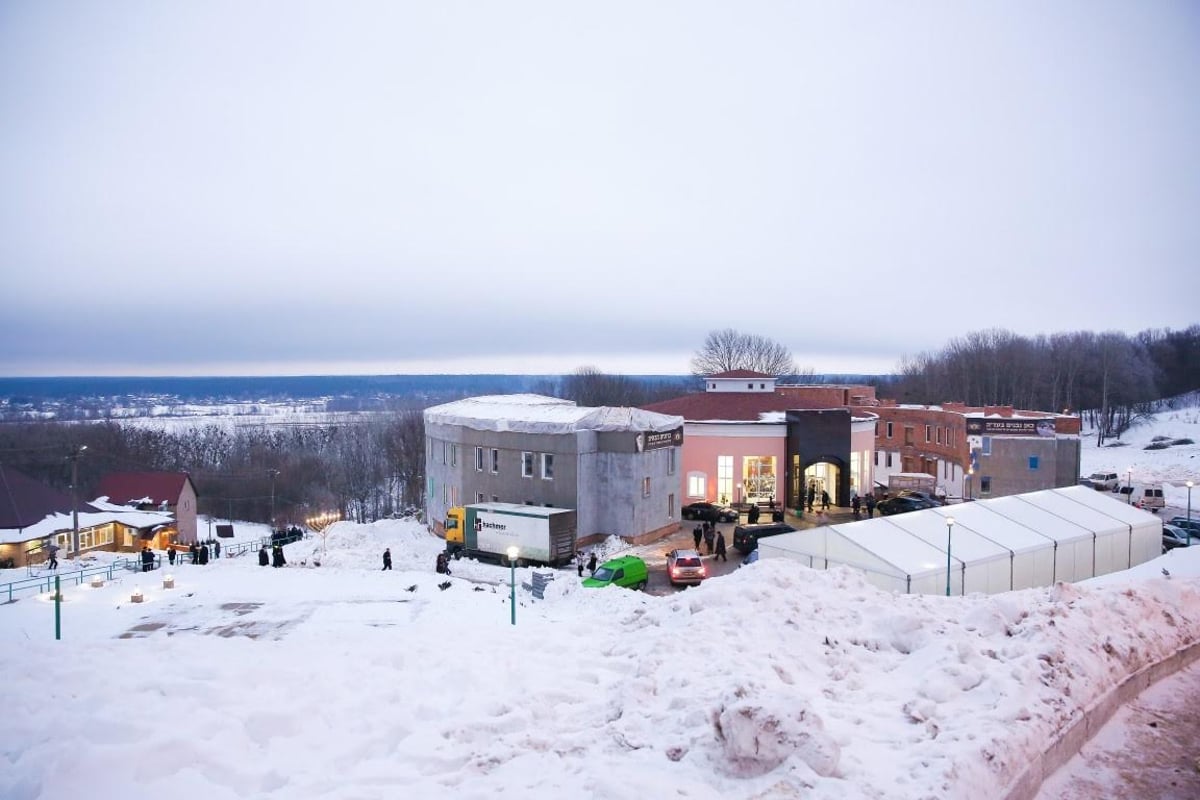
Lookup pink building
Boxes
[644,371,879,511]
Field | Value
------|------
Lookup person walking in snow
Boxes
[47,545,58,570]
[714,530,728,562]
[258,545,269,566]
[382,548,392,570]
[865,494,877,519]
[820,490,830,511]
[213,540,221,559]
[851,495,861,519]
[586,552,598,575]
[167,547,176,566]
[692,524,703,550]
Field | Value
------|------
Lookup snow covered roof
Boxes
[0,505,176,546]
[424,394,683,434]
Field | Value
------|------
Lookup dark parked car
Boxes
[1162,523,1192,552]
[896,490,944,507]
[1168,517,1200,534]
[681,502,739,523]
[732,522,796,554]
[877,495,938,516]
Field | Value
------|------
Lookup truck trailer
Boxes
[444,503,577,567]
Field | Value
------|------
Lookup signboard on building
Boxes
[965,418,1056,437]
[635,427,683,452]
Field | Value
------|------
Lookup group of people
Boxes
[258,543,287,567]
[849,493,878,519]
[691,521,727,561]
[806,485,832,513]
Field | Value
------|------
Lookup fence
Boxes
[1,558,144,603]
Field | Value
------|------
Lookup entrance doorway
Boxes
[803,462,841,509]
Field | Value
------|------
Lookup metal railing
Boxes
[1,558,142,603]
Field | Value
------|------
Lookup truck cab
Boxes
[444,506,466,553]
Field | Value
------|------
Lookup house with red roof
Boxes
[643,371,880,513]
[95,472,198,545]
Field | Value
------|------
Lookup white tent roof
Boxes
[978,495,1094,545]
[1015,489,1129,537]
[881,510,1012,564]
[1053,484,1160,527]
[927,503,1053,554]
[767,518,961,580]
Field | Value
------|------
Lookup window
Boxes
[642,477,651,497]
[936,428,942,445]
[668,448,676,475]
[759,383,765,389]
[904,427,913,446]
[442,484,449,503]
[668,493,675,517]
[886,422,893,438]
[475,447,484,472]
[874,450,879,466]
[687,472,706,497]
[981,437,992,456]
[491,495,499,503]
[450,444,457,467]
[522,452,534,477]
[925,425,932,443]
[541,453,554,480]
[747,383,753,389]
[717,456,733,505]
[491,448,499,473]
[875,421,879,436]
[442,441,448,464]
[475,492,485,503]
[886,452,893,468]
[1028,456,1039,470]
[980,476,992,494]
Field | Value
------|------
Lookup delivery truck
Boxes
[444,503,577,566]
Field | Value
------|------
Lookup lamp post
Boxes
[68,445,87,559]
[1187,480,1194,547]
[1126,468,1133,504]
[966,467,974,501]
[945,516,955,597]
[506,545,519,626]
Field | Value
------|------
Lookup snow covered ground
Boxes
[0,405,1197,799]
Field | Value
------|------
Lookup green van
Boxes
[582,555,648,590]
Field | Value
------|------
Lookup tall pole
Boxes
[506,545,519,625]
[54,575,61,640]
[69,445,87,559]
[269,469,279,529]
[945,517,955,597]
[1126,468,1133,504]
[1187,481,1194,547]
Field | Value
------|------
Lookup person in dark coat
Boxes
[272,544,285,568]
[577,552,585,577]
[258,546,269,566]
[586,552,597,575]
[851,495,862,519]
[199,543,209,565]
[703,524,715,555]
[189,542,199,564]
[167,547,176,566]
[748,504,760,524]
[865,494,877,518]
[435,552,451,575]
[692,525,703,550]
[141,546,153,572]
[47,545,59,570]
[213,540,221,559]
[714,530,728,562]
[806,485,816,513]
[382,548,393,570]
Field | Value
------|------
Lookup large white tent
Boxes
[758,487,1163,595]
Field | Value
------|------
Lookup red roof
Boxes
[95,472,193,506]
[0,464,97,529]
[706,370,776,379]
[643,392,823,421]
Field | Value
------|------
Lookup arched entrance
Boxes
[803,462,842,510]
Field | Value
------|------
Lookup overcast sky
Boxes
[2,1,1197,377]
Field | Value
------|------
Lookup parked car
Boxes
[1167,516,1200,535]
[740,549,760,567]
[877,494,939,516]
[582,556,648,590]
[1086,472,1120,491]
[665,549,707,586]
[896,490,944,507]
[1162,523,1192,552]
[681,502,739,523]
[732,522,796,554]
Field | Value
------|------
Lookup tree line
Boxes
[883,325,1200,443]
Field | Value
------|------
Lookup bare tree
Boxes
[690,329,797,377]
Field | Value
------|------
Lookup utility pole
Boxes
[269,469,280,529]
[68,445,87,559]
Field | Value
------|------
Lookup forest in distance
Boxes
[1,325,1196,530]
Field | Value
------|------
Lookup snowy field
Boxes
[1,405,1198,799]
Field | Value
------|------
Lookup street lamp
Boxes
[506,545,519,626]
[966,467,974,501]
[1126,468,1133,504]
[69,445,87,559]
[945,516,955,597]
[1187,480,1194,547]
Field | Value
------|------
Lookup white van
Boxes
[1114,483,1164,511]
